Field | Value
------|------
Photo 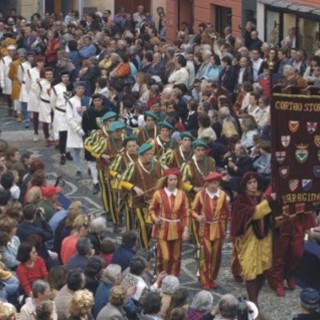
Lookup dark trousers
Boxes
[59,131,67,154]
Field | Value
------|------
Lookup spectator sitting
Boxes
[0,218,20,270]
[93,264,122,318]
[68,289,94,320]
[159,276,180,318]
[140,292,163,320]
[87,216,107,255]
[111,230,138,272]
[20,280,58,320]
[35,300,55,320]
[16,242,48,297]
[38,186,62,222]
[16,204,53,268]
[65,237,95,272]
[0,253,19,302]
[54,269,86,320]
[186,290,214,320]
[165,288,189,319]
[85,256,105,295]
[60,214,89,265]
[99,238,115,267]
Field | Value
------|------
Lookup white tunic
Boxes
[36,79,52,123]
[51,83,69,132]
[18,61,32,103]
[25,67,40,112]
[66,95,85,148]
[0,56,13,94]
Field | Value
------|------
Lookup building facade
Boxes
[257,0,320,56]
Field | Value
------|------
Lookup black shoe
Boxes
[93,183,100,194]
[60,155,66,165]
[66,152,73,161]
[76,171,82,180]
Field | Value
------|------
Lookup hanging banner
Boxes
[271,93,320,214]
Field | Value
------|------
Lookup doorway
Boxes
[115,0,150,14]
[45,0,76,15]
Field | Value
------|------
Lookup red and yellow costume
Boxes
[149,174,189,276]
[192,173,229,287]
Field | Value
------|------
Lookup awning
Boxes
[258,0,320,16]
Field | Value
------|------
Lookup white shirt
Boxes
[205,188,220,199]
[164,187,178,197]
[251,58,263,82]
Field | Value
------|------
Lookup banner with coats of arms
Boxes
[271,93,320,214]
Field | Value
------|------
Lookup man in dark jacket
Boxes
[16,204,53,268]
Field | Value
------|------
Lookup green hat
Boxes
[123,135,138,146]
[101,111,117,122]
[192,140,209,149]
[108,121,126,132]
[159,121,174,130]
[144,111,158,121]
[138,143,153,156]
[180,131,194,140]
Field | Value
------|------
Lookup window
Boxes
[266,10,280,47]
[214,5,232,35]
[298,18,319,56]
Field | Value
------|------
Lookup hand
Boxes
[81,106,87,112]
[133,186,144,197]
[155,271,167,285]
[125,285,137,298]
[193,187,203,193]
[101,154,110,162]
[154,217,161,226]
[197,215,205,223]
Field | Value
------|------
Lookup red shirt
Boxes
[16,256,48,295]
[60,234,78,265]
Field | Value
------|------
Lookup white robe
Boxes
[51,83,69,132]
[18,61,32,103]
[36,79,52,123]
[0,56,13,94]
[25,67,40,112]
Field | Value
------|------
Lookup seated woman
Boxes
[0,218,20,270]
[16,241,48,297]
[186,290,213,320]
[253,139,271,190]
[240,115,260,151]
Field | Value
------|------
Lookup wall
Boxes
[18,0,38,19]
[84,0,114,12]
[293,0,320,6]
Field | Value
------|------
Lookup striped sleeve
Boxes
[110,153,123,173]
[159,149,173,168]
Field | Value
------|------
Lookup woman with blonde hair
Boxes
[149,168,190,276]
[68,289,94,320]
[96,286,128,320]
[25,186,42,205]
[0,302,16,320]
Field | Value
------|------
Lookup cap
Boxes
[41,185,62,198]
[163,168,182,179]
[123,135,138,146]
[300,288,320,305]
[204,171,222,182]
[192,140,209,149]
[101,111,117,122]
[73,81,86,88]
[180,131,194,140]
[138,143,153,156]
[17,48,27,55]
[159,121,174,130]
[144,111,158,121]
[108,120,126,132]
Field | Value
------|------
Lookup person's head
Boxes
[121,230,138,249]
[0,217,17,238]
[175,54,187,69]
[35,300,54,320]
[101,238,115,255]
[221,55,232,67]
[139,144,154,164]
[6,147,20,163]
[72,213,89,235]
[22,204,38,221]
[29,159,45,174]
[241,115,257,132]
[17,241,37,263]
[32,280,51,302]
[88,216,107,235]
[240,171,261,195]
[26,186,42,205]
[76,236,93,256]
[141,292,162,315]
[190,290,214,312]
[169,307,187,320]
[69,289,94,317]
[129,255,147,276]
[31,169,46,187]
[170,288,189,309]
[86,256,105,277]
[197,114,211,129]
[239,56,249,68]
[0,172,14,190]
[48,266,67,292]
[277,48,287,61]
[218,294,239,319]
[0,302,16,320]
[123,136,139,155]
[67,269,86,291]
[109,285,127,307]
[101,264,122,285]
[300,288,320,314]
[204,172,222,193]
[161,276,180,295]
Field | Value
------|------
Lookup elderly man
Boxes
[20,280,58,320]
[159,276,180,318]
[196,49,212,80]
[93,264,122,318]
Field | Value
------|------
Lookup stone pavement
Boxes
[0,105,301,319]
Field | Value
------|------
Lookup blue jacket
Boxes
[110,245,135,271]
[93,282,112,318]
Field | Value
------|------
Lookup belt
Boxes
[160,217,180,223]
[55,106,66,113]
[205,220,219,224]
[40,98,50,103]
